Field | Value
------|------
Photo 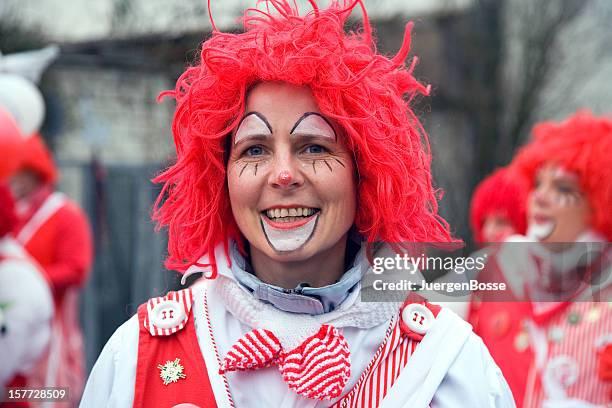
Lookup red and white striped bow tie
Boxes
[219,324,350,400]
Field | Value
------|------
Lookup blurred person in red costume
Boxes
[0,110,53,407]
[470,167,528,244]
[81,1,514,407]
[452,167,528,320]
[0,183,54,407]
[0,108,26,181]
[469,111,612,407]
[0,58,92,405]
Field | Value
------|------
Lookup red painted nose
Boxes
[278,170,292,186]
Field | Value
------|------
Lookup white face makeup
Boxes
[550,167,583,207]
[527,221,556,241]
[291,112,336,140]
[261,211,320,251]
[227,82,356,264]
[254,113,336,251]
[234,113,272,145]
[527,163,592,243]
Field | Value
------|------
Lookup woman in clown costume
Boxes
[0,54,92,404]
[469,111,612,407]
[81,1,514,407]
[0,111,54,402]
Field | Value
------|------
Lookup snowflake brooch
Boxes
[158,358,186,385]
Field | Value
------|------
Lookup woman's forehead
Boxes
[235,82,347,144]
[245,82,320,115]
[536,163,580,183]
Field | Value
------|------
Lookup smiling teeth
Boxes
[266,208,316,219]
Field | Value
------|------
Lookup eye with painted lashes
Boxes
[302,144,329,154]
[243,145,267,157]
[555,184,576,194]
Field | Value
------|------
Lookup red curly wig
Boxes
[154,0,456,275]
[469,167,527,243]
[17,134,58,185]
[0,184,17,238]
[511,111,612,241]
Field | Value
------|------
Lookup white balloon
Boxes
[0,45,60,84]
[0,74,45,137]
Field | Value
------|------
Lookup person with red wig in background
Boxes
[0,72,93,404]
[8,134,93,406]
[0,108,53,405]
[469,111,612,407]
[452,168,528,320]
[82,1,514,407]
[470,167,527,244]
[466,169,530,400]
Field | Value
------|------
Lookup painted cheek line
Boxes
[323,159,333,172]
[237,161,269,178]
[554,194,569,207]
[332,157,346,168]
[553,193,581,207]
[312,159,334,174]
[239,163,248,177]
[301,157,345,175]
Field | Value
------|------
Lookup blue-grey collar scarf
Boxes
[230,242,367,315]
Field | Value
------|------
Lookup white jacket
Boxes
[82,247,515,408]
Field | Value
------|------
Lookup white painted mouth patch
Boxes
[261,213,319,252]
[528,221,556,241]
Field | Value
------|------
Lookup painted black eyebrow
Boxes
[237,111,273,134]
[289,112,337,141]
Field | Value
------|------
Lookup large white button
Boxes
[544,355,578,393]
[150,300,186,329]
[402,303,435,334]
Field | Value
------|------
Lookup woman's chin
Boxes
[251,234,332,263]
[263,242,317,262]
